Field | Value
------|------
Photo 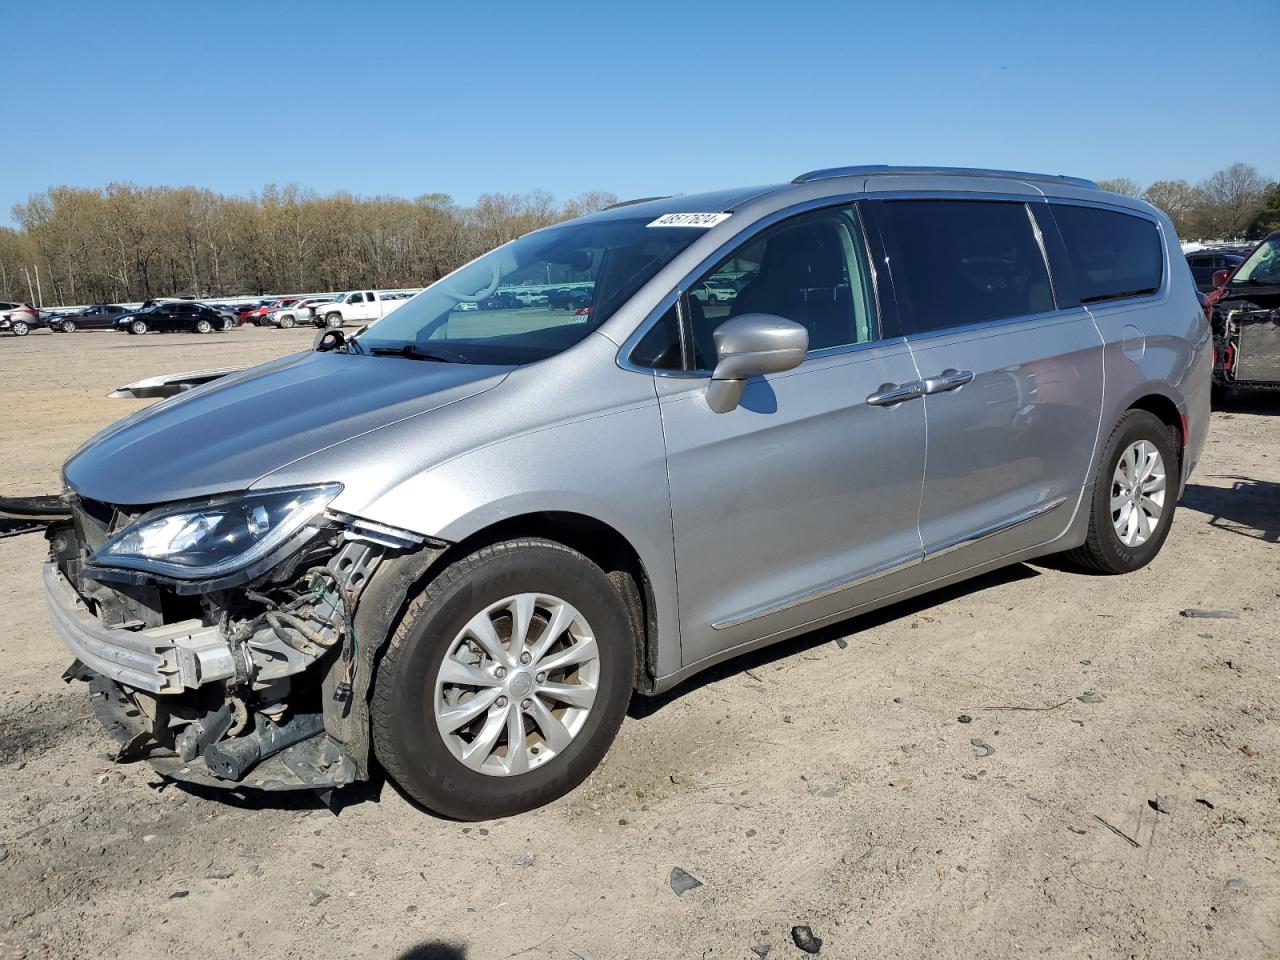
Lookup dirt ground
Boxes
[0,325,1276,960]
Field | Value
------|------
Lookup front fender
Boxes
[355,400,682,678]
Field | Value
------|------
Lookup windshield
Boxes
[1232,235,1280,285]
[355,215,706,364]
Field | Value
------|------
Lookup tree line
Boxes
[4,163,1278,308]
[1098,162,1279,241]
[0,185,617,307]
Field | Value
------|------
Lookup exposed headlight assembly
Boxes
[91,484,341,579]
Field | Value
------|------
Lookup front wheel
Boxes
[11,320,29,336]
[61,320,77,333]
[1064,409,1179,574]
[279,315,295,329]
[129,319,147,335]
[195,318,213,334]
[373,539,635,820]
[325,312,343,328]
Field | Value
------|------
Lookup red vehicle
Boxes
[245,297,303,326]
[1203,230,1280,400]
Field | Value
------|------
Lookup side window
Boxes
[880,200,1054,335]
[685,203,876,370]
[366,291,376,300]
[1050,204,1162,304]
[630,302,684,370]
[348,293,364,304]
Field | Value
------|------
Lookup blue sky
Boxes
[4,0,1277,224]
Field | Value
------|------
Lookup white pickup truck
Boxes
[313,290,410,328]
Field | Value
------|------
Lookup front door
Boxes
[655,202,928,667]
[874,197,1104,573]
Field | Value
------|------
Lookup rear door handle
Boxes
[866,380,925,406]
[921,369,974,395]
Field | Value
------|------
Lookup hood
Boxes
[64,351,511,505]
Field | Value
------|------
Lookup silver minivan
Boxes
[44,166,1210,818]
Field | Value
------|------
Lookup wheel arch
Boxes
[434,511,660,694]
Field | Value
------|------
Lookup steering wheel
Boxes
[444,259,502,303]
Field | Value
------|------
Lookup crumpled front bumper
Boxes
[43,562,238,695]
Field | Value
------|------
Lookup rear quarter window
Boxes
[1050,204,1163,305]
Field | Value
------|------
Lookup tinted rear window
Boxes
[880,199,1054,334]
[1050,204,1163,305]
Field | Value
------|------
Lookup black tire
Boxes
[1210,381,1230,409]
[61,320,76,333]
[1063,409,1179,574]
[195,318,213,334]
[220,318,232,331]
[325,312,343,328]
[129,319,147,335]
[373,538,635,820]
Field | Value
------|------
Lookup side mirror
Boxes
[705,313,808,414]
[1212,268,1232,289]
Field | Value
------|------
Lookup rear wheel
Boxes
[129,319,147,335]
[61,320,77,333]
[373,538,635,820]
[1064,409,1178,574]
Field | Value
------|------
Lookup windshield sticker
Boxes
[647,212,731,229]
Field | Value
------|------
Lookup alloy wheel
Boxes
[1111,439,1166,547]
[433,593,600,777]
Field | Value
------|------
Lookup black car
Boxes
[115,301,229,335]
[1186,250,1247,293]
[51,303,128,333]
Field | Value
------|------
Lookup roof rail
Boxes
[603,196,672,210]
[791,165,1099,190]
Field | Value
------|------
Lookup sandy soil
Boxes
[0,325,1276,960]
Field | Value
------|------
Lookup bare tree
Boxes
[1098,177,1142,197]
[1197,163,1271,238]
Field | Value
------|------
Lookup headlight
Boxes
[91,484,341,579]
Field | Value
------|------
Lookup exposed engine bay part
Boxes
[106,366,244,399]
[204,712,325,781]
[52,506,444,790]
[88,673,357,790]
[1213,304,1280,389]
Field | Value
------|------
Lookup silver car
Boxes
[43,166,1210,819]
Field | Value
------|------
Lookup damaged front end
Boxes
[45,487,444,793]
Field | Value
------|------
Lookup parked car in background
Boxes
[205,304,239,328]
[690,278,737,304]
[546,287,592,310]
[0,303,39,336]
[1186,250,1246,293]
[478,292,522,311]
[49,304,129,332]
[114,301,229,335]
[1204,230,1280,399]
[269,298,333,328]
[246,297,302,326]
[43,167,1208,820]
[312,290,408,327]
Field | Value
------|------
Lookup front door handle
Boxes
[922,369,975,395]
[866,380,925,406]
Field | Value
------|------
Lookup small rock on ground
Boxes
[669,867,702,896]
[791,925,823,954]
